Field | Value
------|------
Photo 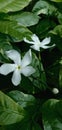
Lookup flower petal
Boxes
[24,37,34,44]
[40,37,51,46]
[0,64,16,75]
[12,70,21,86]
[21,66,35,76]
[31,45,40,51]
[41,44,55,49]
[21,49,32,67]
[6,50,21,65]
[31,34,40,43]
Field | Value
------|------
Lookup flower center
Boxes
[17,65,21,70]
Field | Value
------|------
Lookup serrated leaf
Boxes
[0,0,32,13]
[42,99,62,130]
[0,91,25,125]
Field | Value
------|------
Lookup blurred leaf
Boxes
[51,0,62,2]
[32,123,42,130]
[36,19,56,38]
[0,33,12,52]
[57,13,62,24]
[29,52,47,90]
[0,0,32,13]
[42,99,62,130]
[0,20,32,42]
[9,12,39,27]
[0,33,12,63]
[8,90,36,108]
[3,121,42,130]
[59,60,62,87]
[32,0,57,15]
[0,91,25,125]
[50,25,62,37]
[20,75,36,94]
[5,91,42,130]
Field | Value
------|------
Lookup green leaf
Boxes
[42,99,62,130]
[9,12,39,27]
[8,90,36,108]
[3,121,42,130]
[57,13,62,24]
[0,0,32,13]
[29,52,47,90]
[32,0,57,15]
[5,91,42,130]
[51,0,62,2]
[36,19,56,38]
[0,20,32,42]
[0,91,25,125]
[0,33,12,63]
[0,33,12,52]
[32,123,42,130]
[51,25,62,37]
[59,60,62,87]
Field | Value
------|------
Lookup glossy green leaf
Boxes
[42,99,62,130]
[0,21,32,42]
[9,12,39,27]
[0,91,25,125]
[0,0,32,13]
[8,90,36,108]
[32,0,57,15]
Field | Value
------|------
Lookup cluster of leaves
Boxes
[0,0,62,130]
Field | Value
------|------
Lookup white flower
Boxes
[52,88,59,94]
[24,34,55,51]
[0,49,35,86]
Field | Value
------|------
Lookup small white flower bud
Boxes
[52,88,59,94]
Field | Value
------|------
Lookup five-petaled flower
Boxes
[0,49,35,86]
[24,34,55,51]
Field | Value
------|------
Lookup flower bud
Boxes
[52,88,59,94]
